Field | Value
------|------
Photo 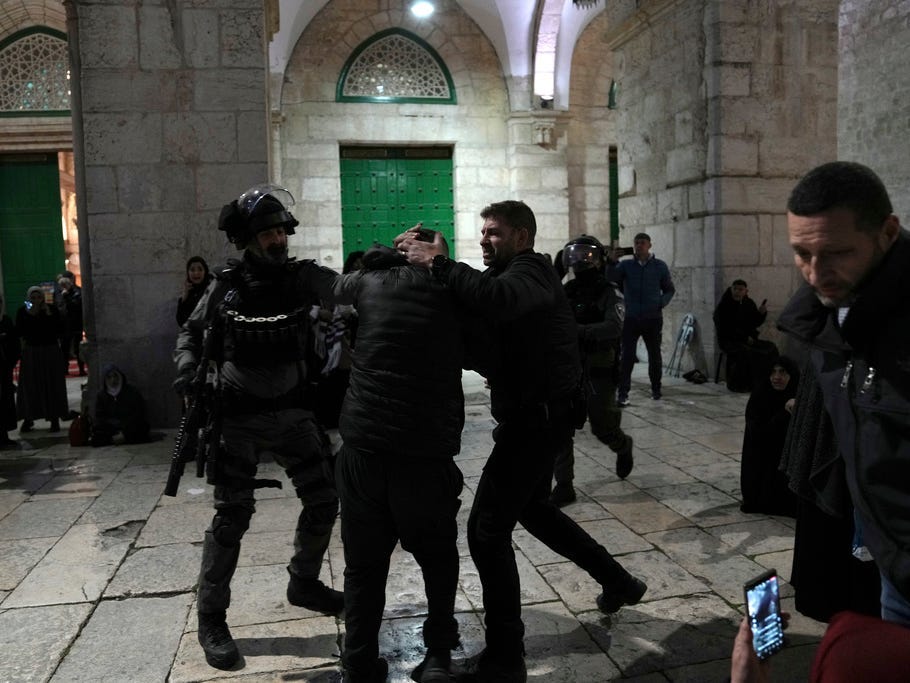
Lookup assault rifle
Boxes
[164,324,218,497]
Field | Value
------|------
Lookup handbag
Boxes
[68,413,91,447]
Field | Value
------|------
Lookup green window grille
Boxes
[337,28,456,104]
[0,28,70,117]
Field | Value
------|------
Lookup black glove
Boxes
[172,367,196,396]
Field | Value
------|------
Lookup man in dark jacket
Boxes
[174,184,346,670]
[611,232,675,405]
[550,235,634,507]
[397,201,646,683]
[777,161,910,628]
[713,279,778,392]
[90,364,150,446]
[331,237,465,683]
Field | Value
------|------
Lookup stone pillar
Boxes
[838,0,910,218]
[71,0,270,426]
[604,0,837,374]
[506,111,572,259]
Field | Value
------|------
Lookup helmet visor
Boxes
[237,184,295,218]
[562,243,601,270]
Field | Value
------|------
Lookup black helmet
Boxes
[218,183,300,249]
[562,234,605,271]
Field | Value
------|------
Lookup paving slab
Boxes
[51,595,193,682]
[0,602,93,682]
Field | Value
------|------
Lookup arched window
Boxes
[0,28,70,116]
[337,28,456,104]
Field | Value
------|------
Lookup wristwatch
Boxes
[431,253,453,279]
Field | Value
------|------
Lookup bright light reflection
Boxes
[411,1,434,18]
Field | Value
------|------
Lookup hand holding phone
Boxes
[744,569,785,660]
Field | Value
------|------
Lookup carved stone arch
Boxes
[336,28,456,104]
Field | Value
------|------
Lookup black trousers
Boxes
[618,317,663,397]
[336,446,463,677]
[197,408,338,615]
[468,409,632,656]
[554,370,628,485]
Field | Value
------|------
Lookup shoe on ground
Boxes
[615,436,634,480]
[651,391,662,400]
[342,657,389,682]
[617,395,630,407]
[549,482,576,508]
[287,575,344,615]
[411,650,453,682]
[596,576,648,614]
[197,612,240,670]
[20,420,34,433]
[0,436,17,449]
[459,649,526,683]
[49,419,60,432]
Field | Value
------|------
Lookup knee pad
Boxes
[211,507,252,546]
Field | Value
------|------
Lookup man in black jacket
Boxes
[777,161,910,629]
[397,201,646,682]
[331,237,466,683]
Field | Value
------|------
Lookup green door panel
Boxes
[0,154,65,306]
[340,149,454,261]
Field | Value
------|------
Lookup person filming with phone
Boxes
[713,279,778,392]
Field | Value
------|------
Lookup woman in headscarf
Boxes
[176,256,213,327]
[15,286,68,432]
[740,354,800,516]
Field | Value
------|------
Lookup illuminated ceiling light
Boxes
[410,1,434,18]
[572,0,600,7]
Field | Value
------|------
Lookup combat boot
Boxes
[197,611,239,670]
[287,574,344,615]
[411,648,453,682]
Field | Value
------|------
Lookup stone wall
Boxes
[838,0,910,219]
[73,0,270,425]
[605,0,838,371]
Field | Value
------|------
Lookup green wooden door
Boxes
[0,154,65,307]
[340,147,454,261]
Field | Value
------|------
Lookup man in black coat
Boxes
[397,201,646,683]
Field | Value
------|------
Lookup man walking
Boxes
[611,232,675,405]
[777,161,910,627]
[397,201,646,682]
[174,184,345,670]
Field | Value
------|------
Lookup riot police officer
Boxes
[551,235,634,506]
[174,184,345,670]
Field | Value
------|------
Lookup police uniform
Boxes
[173,185,345,670]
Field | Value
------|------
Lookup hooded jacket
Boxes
[777,230,910,599]
[94,364,147,429]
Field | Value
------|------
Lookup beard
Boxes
[248,240,288,265]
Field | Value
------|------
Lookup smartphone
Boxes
[760,299,767,307]
[744,569,785,660]
[415,227,436,242]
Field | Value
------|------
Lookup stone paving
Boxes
[0,367,827,682]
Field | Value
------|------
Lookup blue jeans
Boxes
[881,572,910,627]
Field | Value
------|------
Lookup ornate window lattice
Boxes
[337,29,455,104]
[0,29,71,114]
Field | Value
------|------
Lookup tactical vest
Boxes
[216,258,315,366]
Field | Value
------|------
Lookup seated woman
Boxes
[91,365,150,447]
[740,355,799,516]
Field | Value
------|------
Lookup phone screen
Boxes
[744,569,784,660]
